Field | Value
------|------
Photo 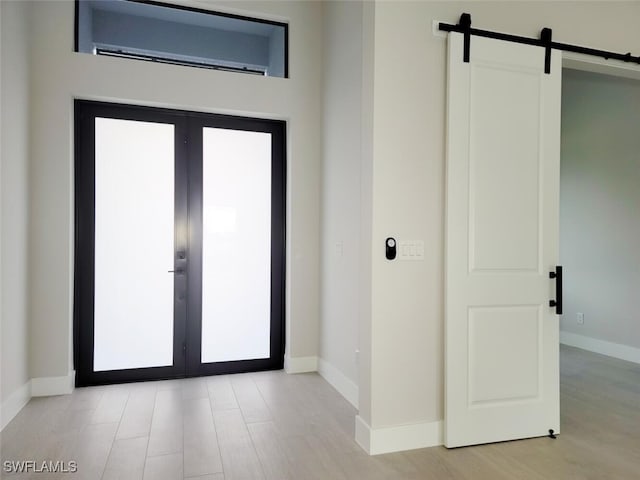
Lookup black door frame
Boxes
[185,115,286,377]
[74,100,286,386]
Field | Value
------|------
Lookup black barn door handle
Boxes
[549,266,563,315]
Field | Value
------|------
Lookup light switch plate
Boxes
[398,240,424,260]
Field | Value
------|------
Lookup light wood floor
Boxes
[1,345,639,479]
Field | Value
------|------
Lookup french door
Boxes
[74,101,285,386]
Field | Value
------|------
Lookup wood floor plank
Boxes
[147,389,183,457]
[90,388,129,424]
[50,407,96,435]
[279,433,348,480]
[213,409,265,480]
[68,386,105,411]
[334,450,420,480]
[116,389,156,439]
[69,422,119,480]
[207,376,239,411]
[230,374,272,424]
[183,397,223,478]
[102,436,148,480]
[143,452,183,480]
[184,475,225,480]
[181,377,209,400]
[246,421,293,480]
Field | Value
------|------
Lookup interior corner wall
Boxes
[1,0,31,425]
[319,0,363,407]
[357,0,375,427]
[268,27,285,78]
[362,0,640,451]
[0,0,3,414]
[28,0,322,383]
[560,69,640,353]
[77,0,92,53]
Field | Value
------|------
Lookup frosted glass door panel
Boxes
[94,118,175,371]
[201,128,271,363]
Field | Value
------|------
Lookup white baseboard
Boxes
[355,415,371,452]
[560,331,640,365]
[31,371,75,397]
[1,380,31,431]
[317,358,358,408]
[284,355,318,374]
[355,415,443,455]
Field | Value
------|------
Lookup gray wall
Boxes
[319,0,364,405]
[268,27,285,77]
[1,0,31,410]
[560,69,640,349]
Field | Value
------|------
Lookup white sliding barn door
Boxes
[445,32,561,448]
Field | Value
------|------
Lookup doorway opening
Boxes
[74,101,286,386]
[559,66,640,366]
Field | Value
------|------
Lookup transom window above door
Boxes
[75,0,288,78]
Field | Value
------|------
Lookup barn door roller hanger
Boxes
[439,13,640,74]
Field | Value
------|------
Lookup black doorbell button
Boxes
[386,237,397,260]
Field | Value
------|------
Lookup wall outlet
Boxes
[576,312,584,325]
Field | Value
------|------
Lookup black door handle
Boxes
[549,266,563,315]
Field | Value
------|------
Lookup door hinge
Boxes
[182,342,186,356]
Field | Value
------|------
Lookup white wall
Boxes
[28,0,322,383]
[1,0,31,427]
[319,0,364,407]
[0,0,3,420]
[560,69,640,353]
[357,0,640,453]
